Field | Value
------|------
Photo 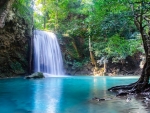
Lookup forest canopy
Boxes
[33,0,145,70]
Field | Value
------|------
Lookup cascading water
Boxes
[33,30,64,75]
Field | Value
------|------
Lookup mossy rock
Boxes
[24,72,45,79]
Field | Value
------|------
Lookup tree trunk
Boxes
[108,29,150,96]
[72,41,81,58]
[108,1,150,96]
[29,0,34,74]
[89,37,97,67]
[55,0,59,31]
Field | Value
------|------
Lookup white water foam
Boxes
[34,30,64,76]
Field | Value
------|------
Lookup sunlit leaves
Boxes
[13,0,33,24]
[33,0,144,62]
[93,34,143,60]
[34,0,70,30]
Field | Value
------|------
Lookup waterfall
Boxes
[33,30,64,75]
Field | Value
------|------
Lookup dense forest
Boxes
[33,0,146,76]
[0,0,148,77]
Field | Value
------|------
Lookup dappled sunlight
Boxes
[32,78,62,113]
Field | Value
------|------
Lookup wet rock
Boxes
[116,92,128,96]
[92,97,105,101]
[144,97,150,101]
[24,72,45,79]
[0,9,30,78]
[126,97,132,102]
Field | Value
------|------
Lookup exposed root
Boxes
[108,81,149,96]
[108,65,150,96]
[108,82,137,92]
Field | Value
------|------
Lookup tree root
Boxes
[108,81,149,96]
[108,82,137,92]
[108,61,150,97]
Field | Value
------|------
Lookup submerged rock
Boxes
[24,72,45,79]
[126,97,132,102]
[92,97,112,102]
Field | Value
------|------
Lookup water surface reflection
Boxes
[0,76,149,113]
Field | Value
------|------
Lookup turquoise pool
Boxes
[0,76,149,113]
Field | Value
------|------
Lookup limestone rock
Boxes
[0,8,30,78]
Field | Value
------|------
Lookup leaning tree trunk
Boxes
[108,1,150,96]
[89,37,97,67]
[108,33,150,96]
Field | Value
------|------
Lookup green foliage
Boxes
[100,13,136,38]
[13,0,33,24]
[93,34,143,62]
[10,62,24,72]
[70,60,83,70]
[33,0,145,65]
[65,55,89,70]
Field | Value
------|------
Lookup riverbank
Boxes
[65,57,143,76]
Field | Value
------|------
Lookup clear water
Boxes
[0,76,149,113]
[33,30,64,75]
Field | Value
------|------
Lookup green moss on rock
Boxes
[24,72,45,79]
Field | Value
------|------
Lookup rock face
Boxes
[24,72,45,79]
[65,54,142,76]
[0,9,31,78]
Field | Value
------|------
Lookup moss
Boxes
[24,72,45,79]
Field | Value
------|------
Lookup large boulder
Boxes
[24,72,45,79]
